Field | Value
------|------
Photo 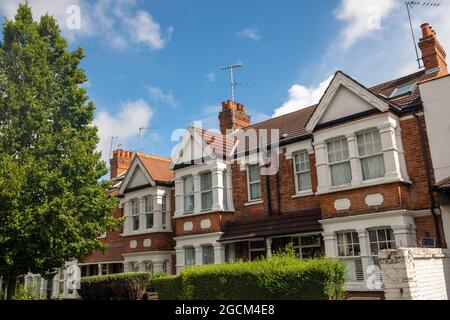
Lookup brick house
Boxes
[49,22,449,299]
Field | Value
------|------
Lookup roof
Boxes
[184,70,439,159]
[219,208,322,242]
[136,153,174,183]
[192,127,235,157]
[435,176,450,190]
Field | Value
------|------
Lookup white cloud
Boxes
[126,10,173,50]
[94,100,154,162]
[334,0,397,49]
[0,0,173,50]
[206,72,216,82]
[148,86,178,108]
[273,76,333,118]
[235,28,261,42]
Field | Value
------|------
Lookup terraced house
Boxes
[60,22,449,299]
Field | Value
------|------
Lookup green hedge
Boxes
[150,257,346,300]
[79,272,154,300]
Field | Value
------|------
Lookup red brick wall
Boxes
[173,212,234,237]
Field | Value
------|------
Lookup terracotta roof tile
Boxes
[136,153,174,183]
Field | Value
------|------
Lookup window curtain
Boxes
[361,154,385,180]
[297,172,311,191]
[330,161,352,186]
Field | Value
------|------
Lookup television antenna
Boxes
[109,136,118,159]
[405,1,441,69]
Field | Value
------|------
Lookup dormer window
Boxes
[390,82,415,98]
[327,137,352,186]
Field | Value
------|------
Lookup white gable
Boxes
[118,157,155,194]
[170,127,216,168]
[318,86,377,125]
[127,166,150,189]
[306,71,389,132]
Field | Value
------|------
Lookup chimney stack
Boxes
[218,100,251,135]
[110,149,134,179]
[418,23,448,75]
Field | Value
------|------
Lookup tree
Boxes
[0,4,119,297]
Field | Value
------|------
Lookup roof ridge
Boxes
[249,104,317,128]
[369,70,425,90]
[137,152,171,161]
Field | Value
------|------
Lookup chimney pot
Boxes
[421,23,433,38]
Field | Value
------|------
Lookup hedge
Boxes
[79,272,157,300]
[150,257,346,300]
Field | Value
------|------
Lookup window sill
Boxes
[173,210,234,219]
[244,200,263,206]
[317,177,408,195]
[292,190,314,198]
[121,228,169,237]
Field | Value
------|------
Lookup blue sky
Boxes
[1,0,449,164]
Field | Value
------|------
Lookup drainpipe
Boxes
[413,110,442,248]
[265,173,273,216]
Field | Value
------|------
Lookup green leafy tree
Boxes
[0,4,119,297]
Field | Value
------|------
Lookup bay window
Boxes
[327,137,352,186]
[200,172,213,211]
[131,199,140,231]
[293,150,312,192]
[369,228,396,258]
[249,240,266,261]
[248,164,262,201]
[144,261,153,274]
[357,129,385,180]
[336,231,363,281]
[183,176,194,214]
[144,196,153,229]
[185,247,196,266]
[202,245,215,265]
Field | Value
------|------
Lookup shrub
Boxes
[13,283,45,300]
[149,275,183,300]
[79,272,154,300]
[151,257,346,300]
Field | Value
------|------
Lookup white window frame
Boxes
[144,196,154,229]
[183,176,194,214]
[293,150,312,193]
[200,171,213,211]
[327,137,352,187]
[336,231,364,282]
[368,228,396,257]
[130,199,140,231]
[356,129,385,181]
[223,169,228,210]
[247,164,262,202]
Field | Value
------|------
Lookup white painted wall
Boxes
[379,248,450,300]
[421,75,450,183]
[420,74,450,249]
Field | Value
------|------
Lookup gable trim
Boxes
[118,157,155,194]
[306,71,390,133]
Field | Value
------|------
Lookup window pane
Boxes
[200,172,212,191]
[331,162,352,186]
[184,195,194,213]
[248,165,260,182]
[202,246,214,265]
[201,191,213,210]
[369,230,377,242]
[183,176,194,194]
[361,155,385,180]
[297,172,312,191]
[146,213,154,229]
[250,182,261,200]
[377,229,387,242]
[250,241,266,249]
[185,248,196,266]
[223,170,228,210]
[133,215,139,231]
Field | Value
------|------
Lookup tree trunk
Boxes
[6,276,18,300]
